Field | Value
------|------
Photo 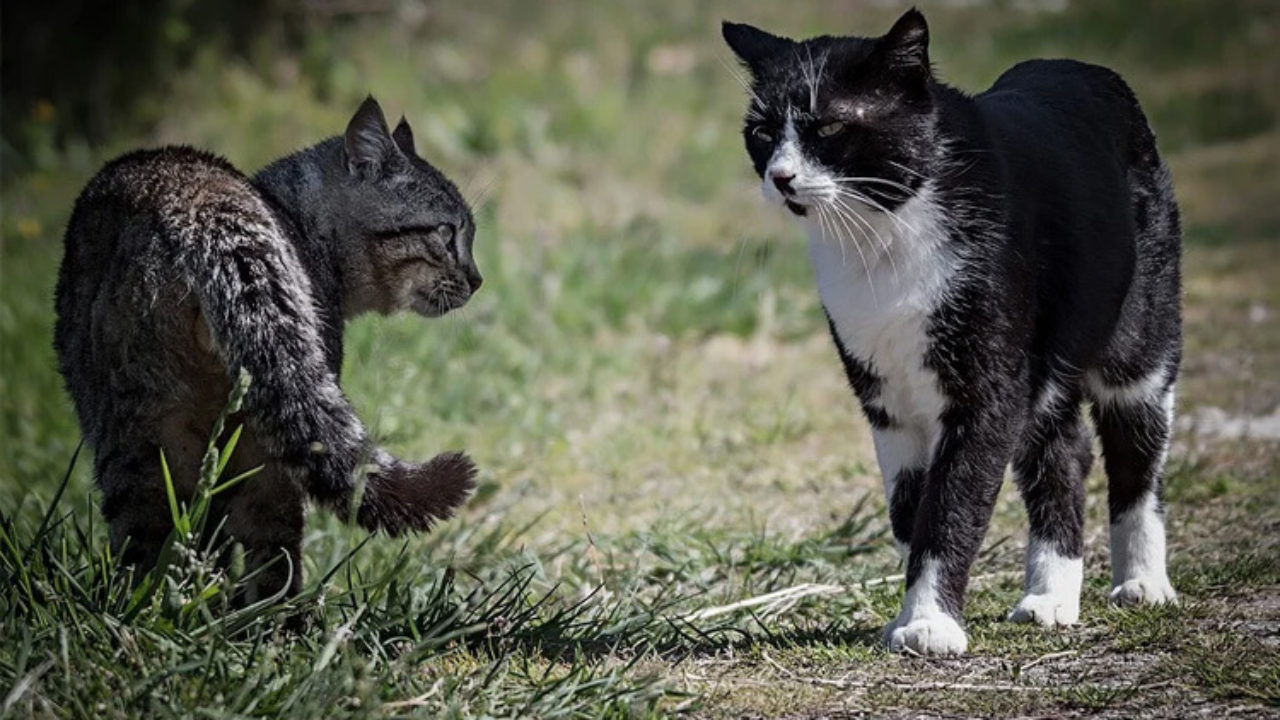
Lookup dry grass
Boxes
[2,1,1278,717]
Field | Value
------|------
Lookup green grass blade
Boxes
[215,424,244,479]
[210,464,263,496]
[159,448,185,536]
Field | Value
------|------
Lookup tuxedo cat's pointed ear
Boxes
[392,115,416,157]
[722,21,791,70]
[879,8,931,76]
[344,96,403,178]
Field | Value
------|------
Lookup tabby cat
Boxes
[55,97,481,601]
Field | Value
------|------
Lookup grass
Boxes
[2,0,1279,716]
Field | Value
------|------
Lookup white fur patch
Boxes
[1008,537,1082,626]
[1035,378,1068,416]
[805,187,953,433]
[885,556,968,655]
[871,427,926,560]
[761,116,816,206]
[810,190,953,565]
[1110,489,1177,605]
[870,428,925,501]
[1086,363,1169,408]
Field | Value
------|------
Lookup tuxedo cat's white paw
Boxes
[884,613,968,656]
[1008,593,1079,626]
[1109,576,1177,606]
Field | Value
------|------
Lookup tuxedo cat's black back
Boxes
[958,59,1181,390]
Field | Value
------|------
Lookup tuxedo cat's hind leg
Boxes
[1089,364,1178,606]
[1008,391,1091,626]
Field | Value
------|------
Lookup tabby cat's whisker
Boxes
[467,175,498,215]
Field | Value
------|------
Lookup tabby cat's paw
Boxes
[1008,593,1079,626]
[884,613,968,656]
[1109,576,1177,606]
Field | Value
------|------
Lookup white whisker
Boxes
[833,193,899,286]
[887,160,930,180]
[831,176,919,199]
[718,53,769,112]
[834,186,917,236]
[804,46,819,114]
[823,198,877,307]
[817,203,845,266]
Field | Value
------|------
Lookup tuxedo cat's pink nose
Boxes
[772,172,795,194]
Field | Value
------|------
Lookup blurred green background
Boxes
[3,0,1276,524]
[2,1,1278,716]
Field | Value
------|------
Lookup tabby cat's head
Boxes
[333,97,481,318]
[723,9,937,219]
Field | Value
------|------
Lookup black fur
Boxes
[726,10,1181,651]
[55,98,480,597]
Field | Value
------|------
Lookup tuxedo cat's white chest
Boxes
[804,194,956,428]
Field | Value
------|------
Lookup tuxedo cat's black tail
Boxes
[177,211,475,535]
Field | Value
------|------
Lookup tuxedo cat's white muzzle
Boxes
[763,120,832,217]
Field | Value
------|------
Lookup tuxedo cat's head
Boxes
[319,97,481,318]
[723,9,938,219]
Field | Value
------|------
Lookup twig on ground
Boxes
[684,570,1021,622]
[1018,649,1079,672]
[381,679,444,710]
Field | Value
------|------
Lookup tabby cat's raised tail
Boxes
[179,213,476,535]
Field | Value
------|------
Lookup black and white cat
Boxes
[724,9,1182,655]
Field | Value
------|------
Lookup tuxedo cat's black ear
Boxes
[879,8,931,76]
[344,96,403,178]
[722,21,791,69]
[392,115,416,157]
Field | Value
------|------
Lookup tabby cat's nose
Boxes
[772,172,795,194]
[465,267,483,293]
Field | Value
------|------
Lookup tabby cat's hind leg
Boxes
[99,444,178,577]
[220,463,306,604]
[1089,366,1178,606]
[1008,393,1091,627]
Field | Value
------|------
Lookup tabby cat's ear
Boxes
[878,8,931,77]
[392,116,416,157]
[344,96,403,178]
[722,21,791,71]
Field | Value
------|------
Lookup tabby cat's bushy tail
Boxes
[178,212,476,535]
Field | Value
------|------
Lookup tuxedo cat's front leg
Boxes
[885,407,1017,656]
[871,427,926,559]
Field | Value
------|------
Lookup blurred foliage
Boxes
[1,0,312,180]
[0,1,1277,715]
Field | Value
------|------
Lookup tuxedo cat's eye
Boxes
[751,125,775,143]
[817,121,846,138]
